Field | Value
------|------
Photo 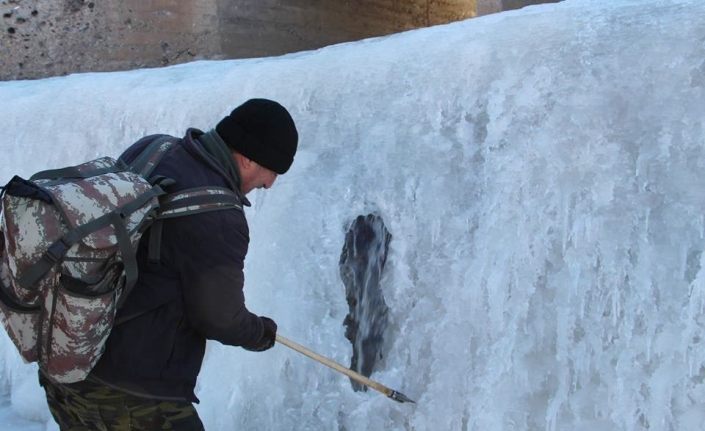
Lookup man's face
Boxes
[240,160,278,195]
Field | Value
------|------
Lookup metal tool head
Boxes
[389,390,416,404]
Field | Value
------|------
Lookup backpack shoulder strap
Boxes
[146,187,243,264]
[157,186,242,219]
[125,135,179,179]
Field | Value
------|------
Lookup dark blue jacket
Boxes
[91,129,266,402]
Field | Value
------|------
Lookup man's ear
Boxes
[234,152,253,171]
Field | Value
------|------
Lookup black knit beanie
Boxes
[215,99,298,174]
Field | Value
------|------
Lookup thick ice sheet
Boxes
[1,0,704,429]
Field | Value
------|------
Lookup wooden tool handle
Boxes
[275,334,392,396]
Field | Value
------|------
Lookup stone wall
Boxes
[1,0,559,81]
[503,0,560,11]
[215,0,476,59]
[1,0,221,80]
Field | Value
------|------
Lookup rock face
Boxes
[1,0,222,80]
[1,0,558,80]
[216,0,475,59]
[478,0,560,15]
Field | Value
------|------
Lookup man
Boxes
[39,98,298,430]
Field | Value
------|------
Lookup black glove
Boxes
[243,316,277,352]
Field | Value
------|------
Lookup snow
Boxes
[1,0,705,429]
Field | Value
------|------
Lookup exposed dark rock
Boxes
[339,213,391,391]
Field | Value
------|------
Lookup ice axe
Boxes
[276,334,416,404]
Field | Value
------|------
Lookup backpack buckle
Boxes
[46,238,71,263]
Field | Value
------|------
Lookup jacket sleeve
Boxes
[169,208,265,348]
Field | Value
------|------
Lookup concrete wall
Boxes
[503,0,561,11]
[1,0,558,81]
[215,1,476,59]
[477,0,561,16]
[1,0,222,80]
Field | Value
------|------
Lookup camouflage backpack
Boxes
[0,136,242,383]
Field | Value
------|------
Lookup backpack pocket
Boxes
[0,243,41,363]
[0,289,41,363]
[43,263,122,383]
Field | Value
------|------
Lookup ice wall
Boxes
[1,0,704,429]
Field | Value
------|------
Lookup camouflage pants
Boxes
[39,374,204,431]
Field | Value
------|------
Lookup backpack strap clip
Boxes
[45,238,71,264]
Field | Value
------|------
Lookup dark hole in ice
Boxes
[339,213,391,391]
